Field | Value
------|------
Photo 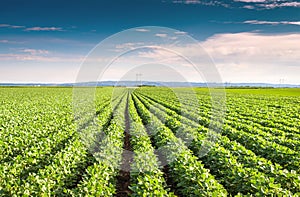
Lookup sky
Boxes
[1,0,300,84]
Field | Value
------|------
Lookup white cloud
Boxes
[258,1,300,9]
[21,48,50,55]
[135,28,150,32]
[115,42,144,49]
[10,25,25,29]
[202,32,300,61]
[0,53,83,62]
[174,31,187,35]
[243,5,255,9]
[234,0,266,2]
[200,32,300,83]
[111,42,146,52]
[138,48,179,59]
[2,29,300,84]
[25,27,63,31]
[0,40,9,43]
[280,2,300,7]
[172,0,229,6]
[100,47,202,82]
[173,0,202,4]
[244,20,300,26]
[0,39,24,44]
[0,24,65,31]
[114,33,300,83]
[155,33,168,38]
[169,0,300,9]
[0,24,25,29]
[63,33,300,84]
[136,49,193,68]
[232,0,300,9]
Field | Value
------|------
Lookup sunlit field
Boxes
[0,87,299,196]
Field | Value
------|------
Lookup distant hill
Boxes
[0,81,299,88]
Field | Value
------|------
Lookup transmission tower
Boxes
[136,73,142,87]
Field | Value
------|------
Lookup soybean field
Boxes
[0,87,299,196]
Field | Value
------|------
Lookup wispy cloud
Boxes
[113,42,145,52]
[1,48,51,61]
[262,1,300,8]
[168,0,300,9]
[234,0,266,2]
[0,40,10,43]
[137,48,179,59]
[243,5,255,9]
[10,25,25,29]
[280,2,300,7]
[0,24,9,27]
[0,47,83,62]
[0,24,25,29]
[171,0,229,7]
[0,53,83,62]
[155,33,168,38]
[238,0,300,9]
[244,20,300,26]
[173,0,201,4]
[135,28,150,32]
[0,23,65,31]
[114,31,300,83]
[202,32,300,62]
[0,39,25,44]
[20,48,50,55]
[201,32,300,83]
[25,27,63,31]
[170,0,300,9]
[174,31,187,35]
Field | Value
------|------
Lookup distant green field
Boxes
[189,87,300,96]
[225,88,300,96]
[0,87,299,196]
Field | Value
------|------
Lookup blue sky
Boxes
[1,0,300,84]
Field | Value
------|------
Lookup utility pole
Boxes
[136,73,142,87]
[279,78,284,88]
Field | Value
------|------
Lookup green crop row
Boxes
[135,88,300,194]
[0,87,299,196]
[138,89,300,172]
[132,94,228,196]
[128,93,176,196]
[134,93,295,195]
[71,90,127,196]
